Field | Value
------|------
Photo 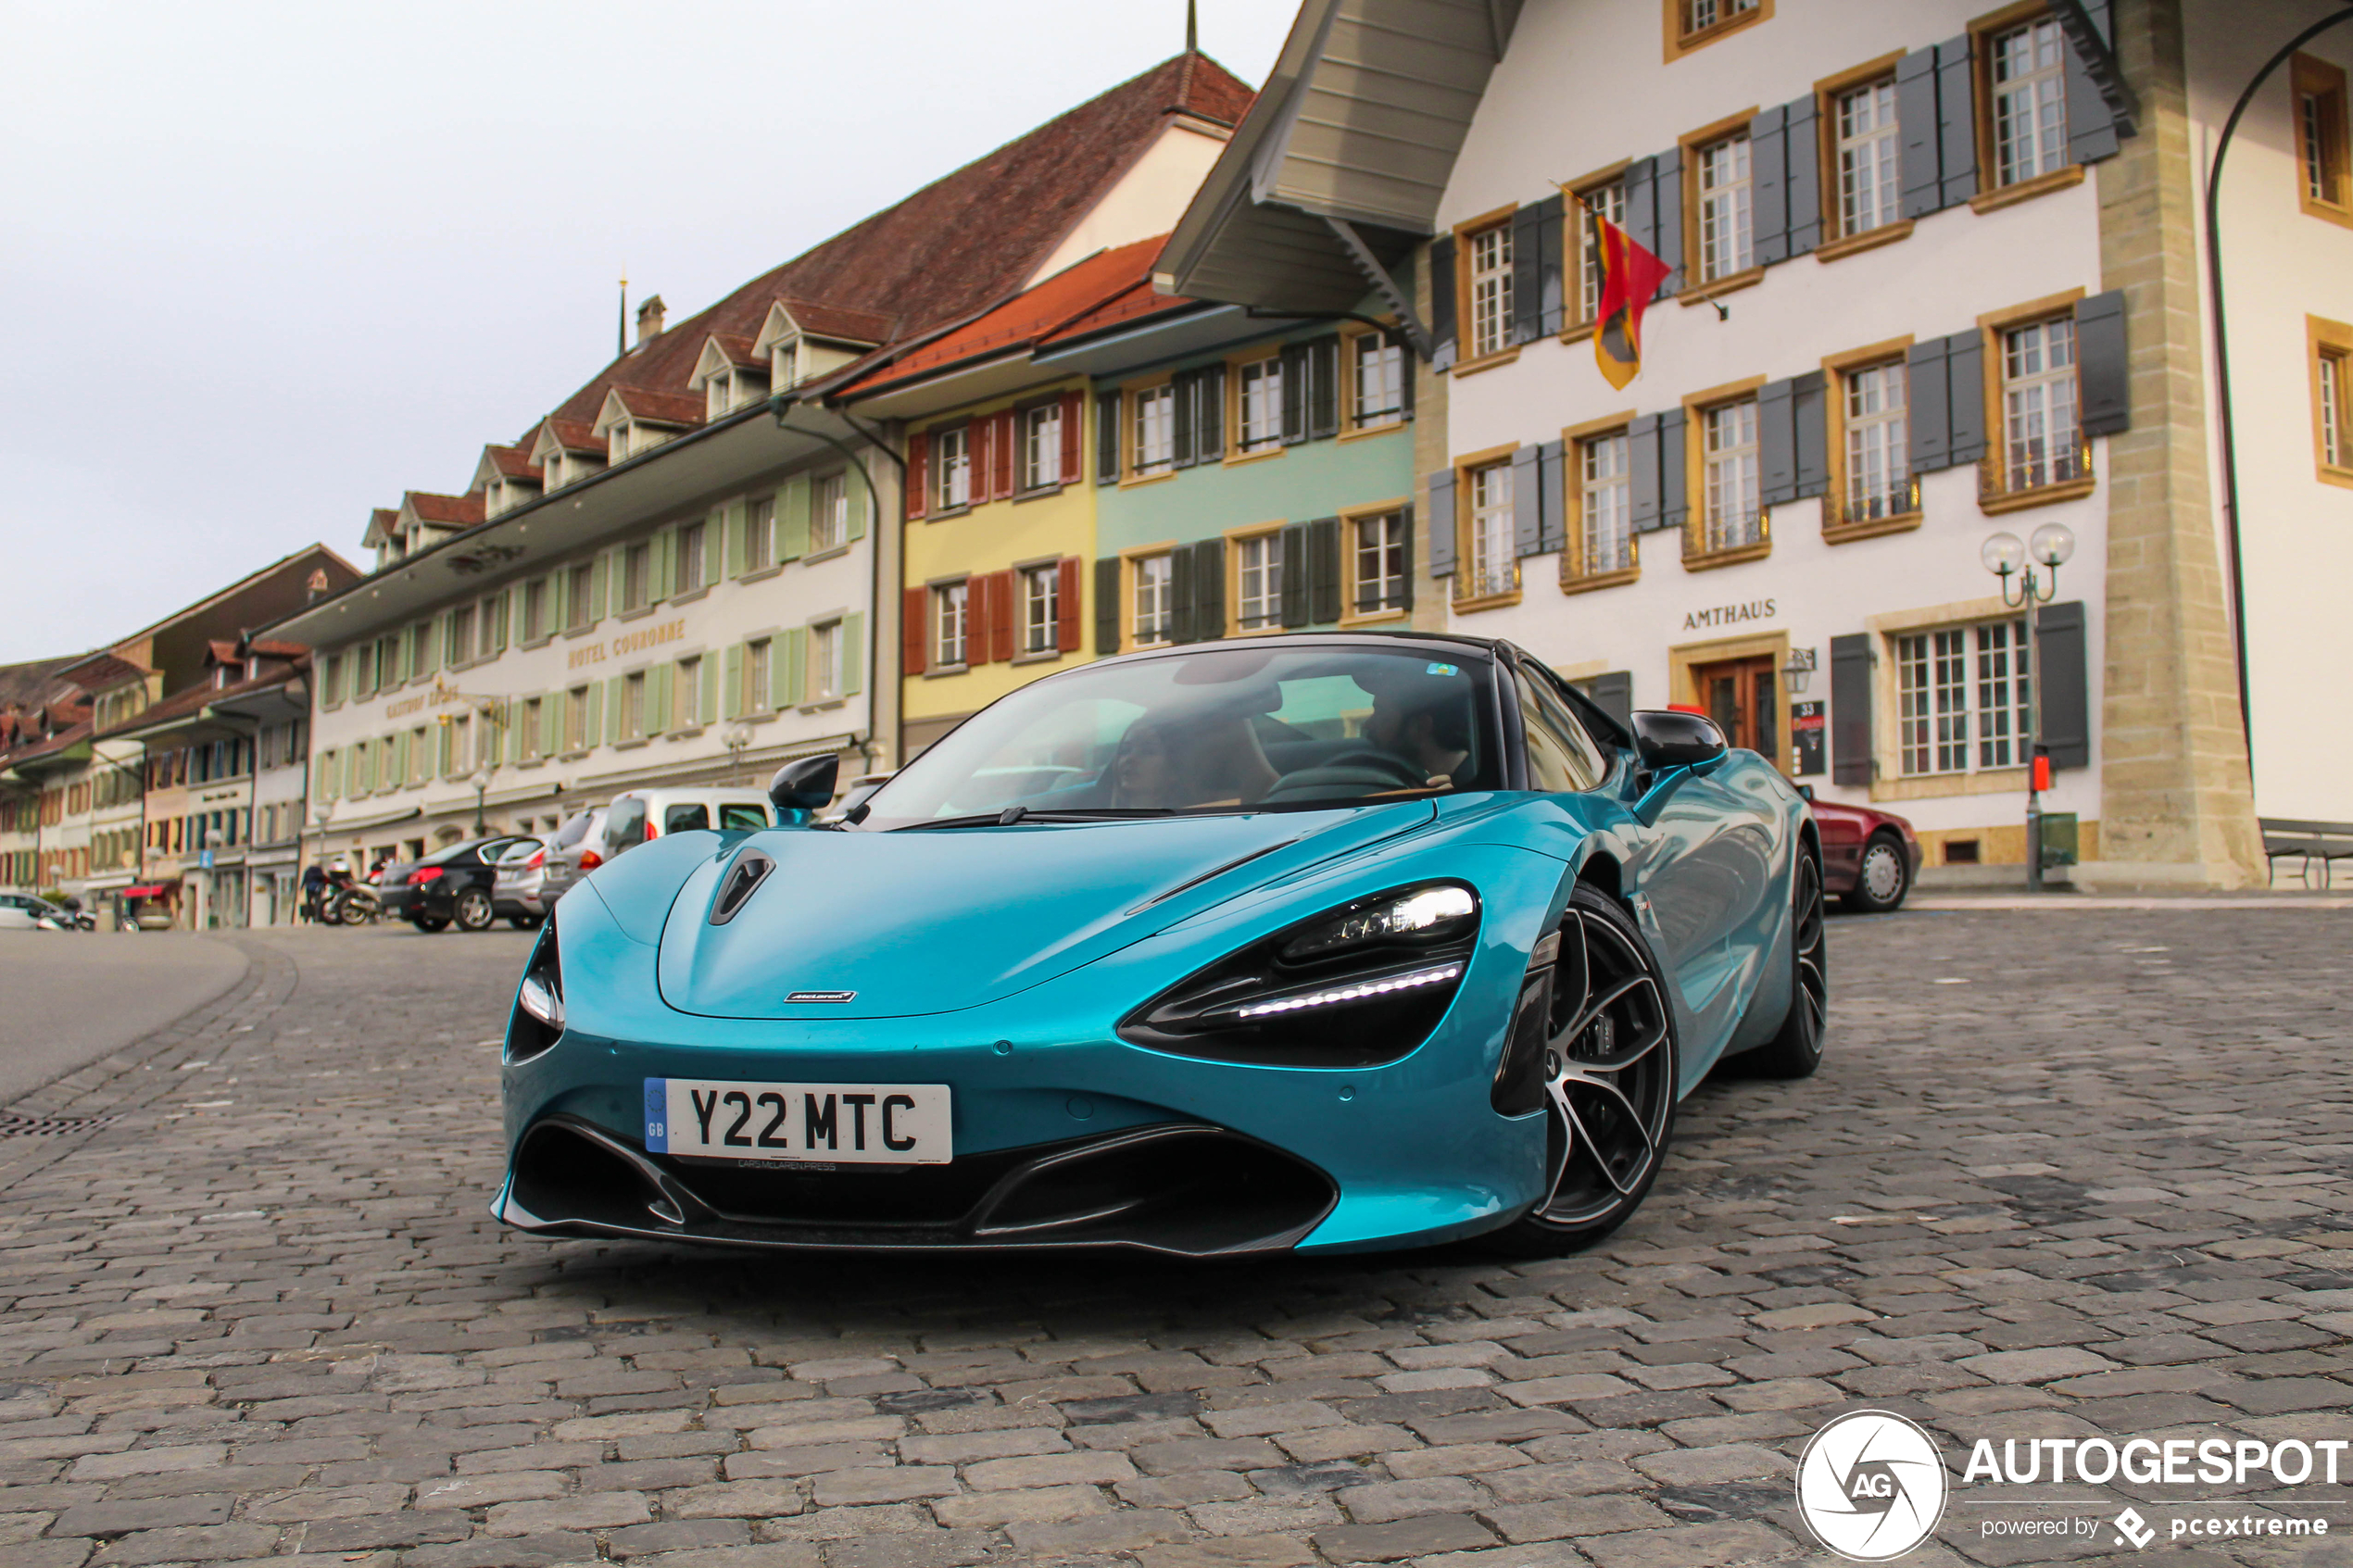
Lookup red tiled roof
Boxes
[0,655,91,713]
[774,300,894,346]
[610,387,706,429]
[247,639,307,659]
[206,640,240,665]
[1040,274,1204,345]
[484,444,543,481]
[705,332,762,369]
[406,491,487,528]
[540,418,606,455]
[2,717,92,767]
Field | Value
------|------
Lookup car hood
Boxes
[655,803,1436,1021]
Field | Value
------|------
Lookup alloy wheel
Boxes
[1792,853,1828,1051]
[456,889,495,932]
[1536,901,1677,1227]
[1858,840,1906,905]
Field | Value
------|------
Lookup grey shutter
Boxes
[2077,289,2129,435]
[1397,332,1416,420]
[1307,517,1341,624]
[1511,444,1543,558]
[1191,537,1227,639]
[1936,37,1980,208]
[1758,378,1798,506]
[1094,557,1121,656]
[1426,471,1456,577]
[1171,369,1198,470]
[1197,365,1225,459]
[1510,202,1544,345]
[1538,439,1567,555]
[1907,337,1953,472]
[1628,414,1662,532]
[1785,94,1823,256]
[1792,370,1830,498]
[2036,600,2090,770]
[1945,329,1987,466]
[1750,104,1790,266]
[1623,155,1656,268]
[1428,236,1457,370]
[1280,342,1309,445]
[1589,671,1633,730]
[1652,148,1682,294]
[1898,48,1943,219]
[1656,409,1689,531]
[2063,0,2120,166]
[1306,335,1340,440]
[1397,504,1416,609]
[1167,545,1197,644]
[1279,522,1311,627]
[1095,391,1120,484]
[1830,633,1873,785]
[1535,194,1566,336]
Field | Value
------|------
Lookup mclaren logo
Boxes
[1796,1410,1948,1561]
[786,990,858,1004]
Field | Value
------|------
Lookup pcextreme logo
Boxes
[1796,1411,1949,1562]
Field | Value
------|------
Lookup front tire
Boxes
[1843,833,1910,913]
[411,915,450,934]
[455,888,496,932]
[1744,849,1829,1080]
[1489,882,1680,1258]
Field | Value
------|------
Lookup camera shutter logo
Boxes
[1796,1410,1949,1561]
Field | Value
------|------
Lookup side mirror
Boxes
[770,753,839,814]
[1796,784,1816,802]
[1631,709,1728,771]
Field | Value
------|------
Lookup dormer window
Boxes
[773,340,799,387]
[608,423,634,462]
[706,372,734,420]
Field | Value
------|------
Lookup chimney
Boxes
[636,295,666,345]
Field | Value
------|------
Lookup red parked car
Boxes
[1802,791,1922,913]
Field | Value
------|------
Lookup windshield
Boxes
[549,810,597,849]
[857,642,1501,830]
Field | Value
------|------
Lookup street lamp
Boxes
[1982,522,2075,892]
[1780,647,1817,696]
[724,725,754,784]
[469,770,492,836]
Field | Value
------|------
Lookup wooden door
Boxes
[1691,655,1780,764]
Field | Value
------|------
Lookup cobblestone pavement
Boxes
[3,909,2351,1568]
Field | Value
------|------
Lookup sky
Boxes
[0,1,1291,666]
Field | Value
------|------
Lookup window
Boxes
[1990,19,2069,187]
[1696,134,1754,282]
[1996,317,2082,492]
[447,604,475,665]
[1579,431,1634,576]
[1895,621,2031,776]
[2296,54,2350,218]
[564,686,589,751]
[811,621,844,701]
[1701,398,1764,551]
[1350,332,1404,431]
[812,472,849,553]
[676,521,706,595]
[409,726,430,784]
[1843,362,1913,521]
[746,639,772,711]
[1352,511,1408,613]
[322,654,342,704]
[622,672,646,739]
[1020,565,1060,656]
[2314,319,2352,479]
[517,581,545,644]
[565,563,593,631]
[446,714,472,776]
[674,657,702,729]
[1466,460,1516,599]
[1022,402,1063,488]
[1466,223,1514,359]
[480,594,506,658]
[1517,673,1610,793]
[1237,357,1285,453]
[1133,554,1173,645]
[608,423,635,463]
[1131,384,1175,475]
[1834,80,1901,237]
[933,583,968,667]
[935,425,972,509]
[705,371,730,420]
[772,340,799,388]
[521,697,543,759]
[376,635,399,689]
[1669,0,1764,55]
[622,543,650,610]
[1236,533,1284,630]
[1575,181,1628,324]
[747,495,775,570]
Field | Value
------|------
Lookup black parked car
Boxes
[378,836,535,933]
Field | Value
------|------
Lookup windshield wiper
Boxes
[897,806,1178,831]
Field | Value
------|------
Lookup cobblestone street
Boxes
[3,907,2350,1568]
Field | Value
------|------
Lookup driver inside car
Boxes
[1112,709,1279,809]
[1358,668,1473,785]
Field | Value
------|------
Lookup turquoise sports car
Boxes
[495,632,1826,1257]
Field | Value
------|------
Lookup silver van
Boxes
[594,788,775,863]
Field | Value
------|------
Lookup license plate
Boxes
[643,1078,950,1165]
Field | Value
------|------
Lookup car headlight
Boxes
[1118,883,1479,1068]
[506,922,565,1064]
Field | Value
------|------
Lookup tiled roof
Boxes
[364,508,401,546]
[704,332,762,369]
[609,387,707,429]
[406,491,487,529]
[540,418,607,455]
[1039,273,1204,345]
[484,444,543,481]
[206,640,241,665]
[0,655,88,712]
[246,640,308,659]
[2,717,93,769]
[774,300,894,346]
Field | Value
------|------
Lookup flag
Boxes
[1591,214,1674,390]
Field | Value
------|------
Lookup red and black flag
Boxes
[1591,213,1674,390]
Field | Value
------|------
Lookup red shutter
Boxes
[994,410,1018,499]
[1060,392,1083,485]
[963,573,991,663]
[902,586,929,676]
[988,570,1016,662]
[1057,558,1082,653]
[906,433,929,520]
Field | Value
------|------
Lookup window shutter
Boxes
[1279,523,1311,627]
[1656,409,1689,531]
[1094,558,1121,656]
[1198,364,1225,458]
[1191,537,1227,640]
[2063,0,2121,165]
[1280,342,1310,445]
[906,432,930,519]
[591,552,610,621]
[1628,414,1662,532]
[652,532,674,603]
[1510,203,1544,345]
[1588,671,1634,730]
[782,628,807,708]
[1897,48,1944,219]
[1307,334,1340,440]
[1398,504,1416,609]
[1623,154,1655,267]
[651,661,673,734]
[781,475,812,559]
[1060,391,1084,482]
[1397,331,1416,420]
[1095,392,1121,483]
[2076,289,2129,435]
[724,505,746,578]
[585,683,601,747]
[1511,444,1543,557]
[845,462,869,543]
[902,586,928,677]
[1168,544,1197,645]
[1944,329,1987,466]
[2037,600,2091,770]
[1538,439,1567,555]
[1750,104,1791,266]
[1935,37,1980,208]
[989,570,1016,662]
[1758,378,1799,506]
[1172,369,1198,470]
[964,573,990,661]
[1533,194,1566,336]
[1907,337,1954,472]
[1785,94,1823,255]
[841,612,864,696]
[607,677,624,743]
[1056,558,1082,653]
[994,410,1017,499]
[707,512,725,577]
[1428,235,1457,370]
[1792,370,1831,498]
[1426,470,1457,577]
[1830,633,1874,784]
[700,659,720,725]
[968,417,991,505]
[1651,148,1682,294]
[723,645,743,721]
[1307,517,1341,624]
[543,694,561,756]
